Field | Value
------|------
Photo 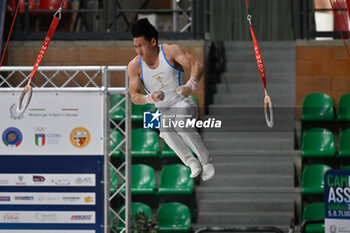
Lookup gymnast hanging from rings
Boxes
[127,18,215,181]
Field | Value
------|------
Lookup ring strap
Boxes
[11,1,63,119]
[246,0,273,127]
[29,16,60,82]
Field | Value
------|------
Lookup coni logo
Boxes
[143,110,161,129]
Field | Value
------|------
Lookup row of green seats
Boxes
[302,93,350,122]
[302,202,324,233]
[301,164,350,196]
[111,202,191,232]
[110,164,193,195]
[110,94,197,122]
[110,128,179,158]
[302,128,350,158]
[301,164,331,196]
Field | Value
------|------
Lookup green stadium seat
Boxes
[157,202,191,232]
[302,93,334,122]
[157,164,193,195]
[337,93,350,121]
[339,129,350,158]
[131,164,156,194]
[302,202,325,233]
[110,166,118,196]
[110,129,122,158]
[116,202,152,231]
[124,164,156,195]
[301,128,335,158]
[301,164,331,196]
[159,141,177,158]
[131,103,156,121]
[132,128,159,157]
[110,94,125,121]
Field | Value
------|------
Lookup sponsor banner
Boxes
[0,211,95,224]
[0,192,95,205]
[0,92,103,155]
[0,231,95,233]
[0,174,95,186]
[0,156,104,232]
[325,169,350,233]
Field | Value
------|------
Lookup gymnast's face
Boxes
[133,36,157,60]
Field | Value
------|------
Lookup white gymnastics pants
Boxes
[158,97,211,167]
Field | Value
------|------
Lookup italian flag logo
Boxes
[35,134,46,147]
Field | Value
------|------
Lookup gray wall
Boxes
[210,0,296,41]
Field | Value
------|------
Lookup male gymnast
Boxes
[128,18,215,181]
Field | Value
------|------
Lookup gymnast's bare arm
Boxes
[163,44,204,80]
[128,57,164,105]
[162,44,204,98]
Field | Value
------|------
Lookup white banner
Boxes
[326,219,350,233]
[0,192,95,205]
[0,91,104,155]
[0,174,95,186]
[0,231,95,233]
[0,211,95,224]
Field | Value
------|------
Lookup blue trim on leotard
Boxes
[139,56,151,94]
[160,44,183,86]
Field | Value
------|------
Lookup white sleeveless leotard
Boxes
[139,44,185,108]
[140,45,212,171]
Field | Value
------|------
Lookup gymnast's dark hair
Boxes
[131,18,158,43]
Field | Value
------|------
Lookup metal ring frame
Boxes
[10,84,32,119]
[264,94,274,128]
